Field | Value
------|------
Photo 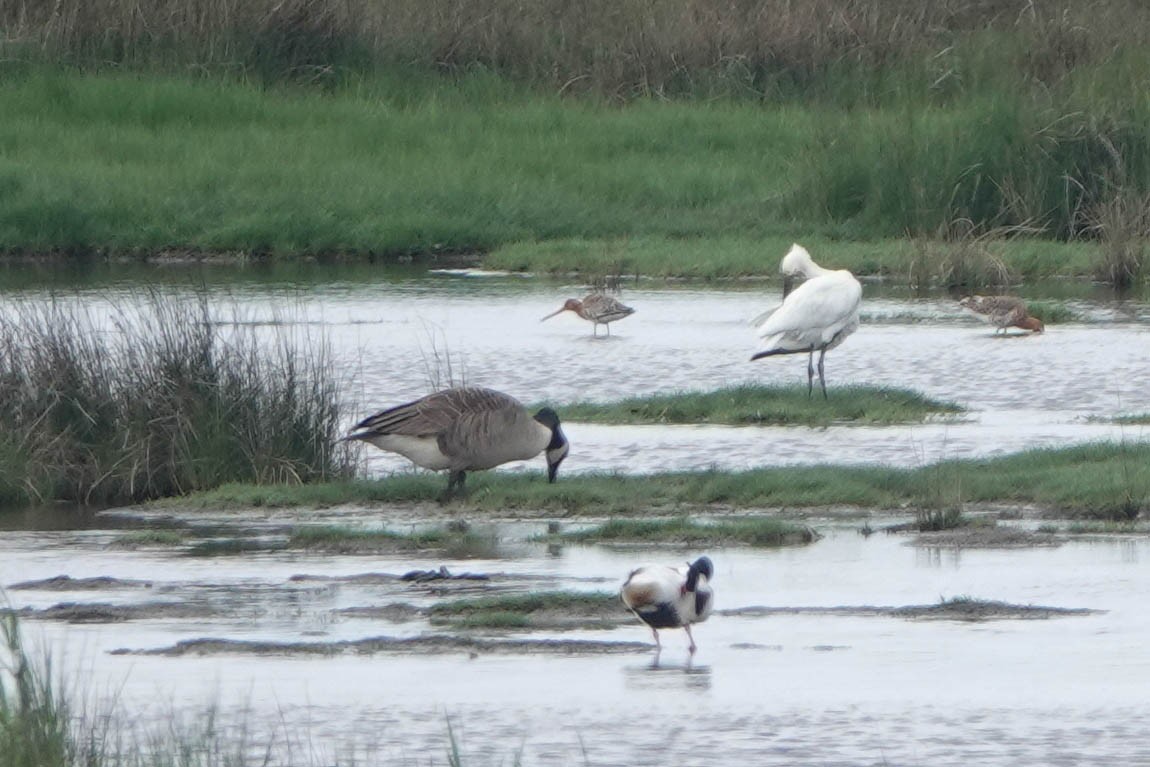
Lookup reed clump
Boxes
[1088,190,1150,289]
[0,291,353,508]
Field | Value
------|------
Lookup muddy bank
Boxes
[723,600,1098,622]
[112,634,650,658]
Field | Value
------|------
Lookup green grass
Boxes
[551,384,962,427]
[558,516,818,546]
[288,524,501,557]
[168,441,1150,519]
[112,530,187,547]
[488,236,1102,281]
[1114,413,1150,425]
[1025,301,1081,325]
[428,591,619,629]
[0,67,1145,282]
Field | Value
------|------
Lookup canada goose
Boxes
[751,243,862,398]
[542,293,635,336]
[343,387,569,498]
[621,556,714,655]
[959,295,1044,334]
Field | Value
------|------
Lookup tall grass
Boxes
[0,612,72,767]
[2,1,1150,261]
[0,290,353,507]
[3,0,1149,101]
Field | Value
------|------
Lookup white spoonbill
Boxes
[342,387,569,499]
[542,292,635,336]
[620,556,714,655]
[959,295,1044,334]
[751,243,862,398]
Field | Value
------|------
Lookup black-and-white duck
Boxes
[620,556,714,654]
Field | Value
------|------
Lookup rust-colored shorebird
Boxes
[542,293,635,336]
[621,556,715,657]
[959,295,1044,334]
[342,387,569,499]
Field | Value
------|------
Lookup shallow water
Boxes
[3,266,1148,476]
[4,511,1150,766]
[3,265,1150,764]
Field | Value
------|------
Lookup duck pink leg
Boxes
[684,625,697,654]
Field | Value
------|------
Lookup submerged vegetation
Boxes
[288,524,499,557]
[554,385,962,427]
[428,591,621,630]
[171,442,1150,521]
[0,291,353,508]
[557,517,819,546]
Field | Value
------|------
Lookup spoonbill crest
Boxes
[621,556,714,655]
[342,387,569,499]
[542,292,635,336]
[751,243,862,398]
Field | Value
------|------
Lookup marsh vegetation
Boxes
[553,385,962,427]
[165,442,1149,521]
[0,291,353,508]
[0,1,1148,289]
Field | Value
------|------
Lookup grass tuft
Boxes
[0,289,354,508]
[559,516,819,546]
[552,384,962,427]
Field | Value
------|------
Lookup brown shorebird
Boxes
[541,293,635,336]
[621,556,715,656]
[342,387,569,499]
[959,295,1044,334]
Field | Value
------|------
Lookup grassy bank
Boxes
[167,441,1150,518]
[552,385,962,427]
[0,290,353,508]
[0,66,1145,283]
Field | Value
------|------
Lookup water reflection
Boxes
[623,660,713,692]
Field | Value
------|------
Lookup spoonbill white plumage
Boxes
[959,295,1044,334]
[751,243,862,398]
[620,556,714,655]
[541,293,635,336]
[342,387,569,499]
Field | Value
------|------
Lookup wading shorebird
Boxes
[959,295,1044,334]
[542,293,635,336]
[342,387,569,500]
[751,243,862,398]
[621,556,715,656]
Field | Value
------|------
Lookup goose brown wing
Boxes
[349,387,523,438]
[436,403,531,463]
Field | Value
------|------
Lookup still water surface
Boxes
[3,263,1148,474]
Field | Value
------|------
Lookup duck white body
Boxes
[343,387,569,497]
[620,556,714,654]
[751,243,862,398]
